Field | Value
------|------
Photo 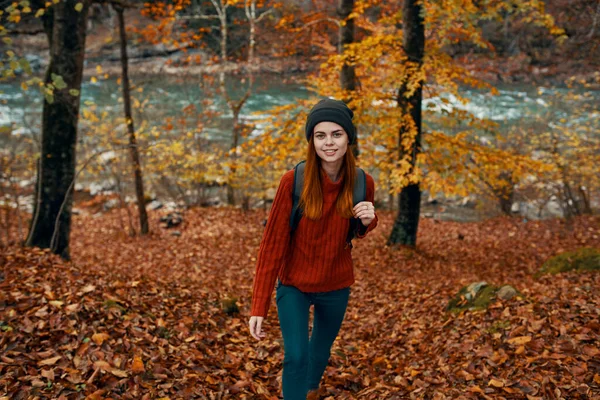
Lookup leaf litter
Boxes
[1,208,599,399]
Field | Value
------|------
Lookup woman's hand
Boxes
[249,316,266,340]
[353,201,375,227]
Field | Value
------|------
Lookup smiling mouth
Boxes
[324,150,337,155]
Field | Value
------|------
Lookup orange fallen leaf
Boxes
[467,385,484,394]
[131,356,145,374]
[92,333,110,345]
[507,336,531,345]
[488,378,504,387]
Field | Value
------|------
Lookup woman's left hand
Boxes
[353,201,376,227]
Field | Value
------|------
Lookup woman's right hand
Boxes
[249,316,266,340]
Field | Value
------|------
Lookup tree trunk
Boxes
[337,0,358,158]
[389,185,421,245]
[116,5,149,235]
[227,109,242,206]
[496,171,514,215]
[387,0,425,246]
[579,185,592,214]
[26,0,91,260]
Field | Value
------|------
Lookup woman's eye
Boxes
[334,133,342,137]
[316,135,325,140]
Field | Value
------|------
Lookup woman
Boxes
[248,98,378,400]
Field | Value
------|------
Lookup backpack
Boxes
[289,160,366,249]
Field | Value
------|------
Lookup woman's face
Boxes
[313,121,349,165]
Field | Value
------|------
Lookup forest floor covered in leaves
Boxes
[1,207,600,399]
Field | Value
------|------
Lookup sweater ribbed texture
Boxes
[250,167,378,318]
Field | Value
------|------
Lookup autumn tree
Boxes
[25,0,92,259]
[338,0,358,157]
[242,0,568,247]
[114,2,150,235]
[198,0,273,207]
[387,0,424,246]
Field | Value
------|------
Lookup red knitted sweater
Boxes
[250,167,378,318]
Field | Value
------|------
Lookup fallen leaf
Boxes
[489,378,504,387]
[131,356,145,373]
[92,333,110,345]
[110,368,128,378]
[41,369,55,381]
[82,284,95,293]
[38,356,61,366]
[467,385,484,394]
[507,336,532,345]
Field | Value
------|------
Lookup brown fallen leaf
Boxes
[460,370,475,380]
[31,379,45,387]
[93,360,112,371]
[86,390,106,400]
[41,368,55,381]
[38,356,61,366]
[110,368,128,378]
[65,303,79,313]
[82,284,96,293]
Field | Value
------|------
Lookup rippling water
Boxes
[2,74,598,142]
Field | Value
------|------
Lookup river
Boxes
[1,73,598,221]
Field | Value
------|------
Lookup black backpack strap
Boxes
[290,162,367,248]
[289,161,306,235]
[345,167,367,248]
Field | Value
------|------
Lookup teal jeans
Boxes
[275,279,350,400]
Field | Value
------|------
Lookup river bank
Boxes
[12,23,599,88]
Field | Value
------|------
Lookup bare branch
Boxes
[176,14,220,20]
[300,17,341,31]
[6,28,45,35]
[587,1,600,39]
[95,0,138,9]
[255,8,273,23]
[209,0,227,19]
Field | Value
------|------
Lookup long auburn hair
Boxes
[299,135,357,220]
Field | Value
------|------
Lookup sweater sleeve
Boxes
[250,170,294,318]
[356,173,378,238]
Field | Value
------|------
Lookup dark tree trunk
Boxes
[388,0,425,246]
[337,0,358,157]
[116,5,149,235]
[227,108,242,206]
[26,0,91,260]
[496,171,514,215]
[578,186,592,214]
[338,0,356,92]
